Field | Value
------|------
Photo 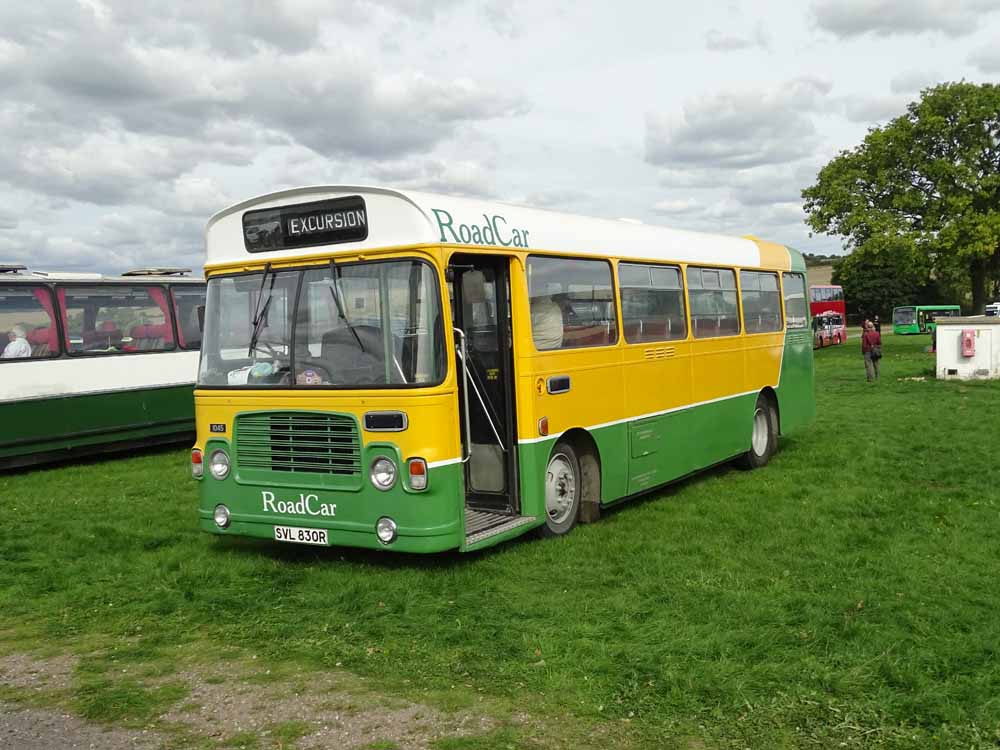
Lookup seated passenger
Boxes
[3,325,31,358]
[530,295,564,350]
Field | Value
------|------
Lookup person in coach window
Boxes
[3,325,31,358]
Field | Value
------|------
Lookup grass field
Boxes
[3,332,1000,749]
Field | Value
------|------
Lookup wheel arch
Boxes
[554,427,602,523]
[759,386,781,435]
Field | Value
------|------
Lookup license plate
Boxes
[274,525,329,546]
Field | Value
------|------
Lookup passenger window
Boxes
[687,267,740,338]
[781,273,809,328]
[619,263,686,343]
[59,285,175,355]
[740,271,783,333]
[527,256,617,350]
[171,284,206,350]
[0,285,59,360]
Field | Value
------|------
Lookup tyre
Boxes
[540,441,581,537]
[739,394,777,469]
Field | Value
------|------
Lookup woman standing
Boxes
[861,320,882,382]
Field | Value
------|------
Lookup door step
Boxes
[465,508,536,546]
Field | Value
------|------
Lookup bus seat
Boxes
[129,324,169,350]
[83,321,123,350]
[321,326,387,378]
[27,326,51,356]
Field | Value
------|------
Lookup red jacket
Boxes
[861,330,881,353]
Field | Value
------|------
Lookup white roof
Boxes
[206,185,783,269]
[1,271,204,283]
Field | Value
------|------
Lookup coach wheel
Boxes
[541,441,581,537]
[739,394,777,470]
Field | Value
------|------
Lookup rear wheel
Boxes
[739,394,777,469]
[541,441,581,537]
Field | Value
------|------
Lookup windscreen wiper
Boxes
[329,260,365,353]
[247,264,275,357]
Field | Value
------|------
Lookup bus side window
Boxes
[0,284,60,360]
[619,262,686,343]
[688,266,739,338]
[59,285,175,355]
[781,273,808,329]
[171,284,207,350]
[740,271,783,334]
[527,256,617,350]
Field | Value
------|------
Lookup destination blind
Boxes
[242,196,368,252]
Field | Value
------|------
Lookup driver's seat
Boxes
[320,326,386,380]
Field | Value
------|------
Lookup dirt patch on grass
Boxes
[161,666,496,749]
[0,701,163,750]
[0,652,77,694]
[2,650,499,749]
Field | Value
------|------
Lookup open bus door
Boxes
[449,254,529,547]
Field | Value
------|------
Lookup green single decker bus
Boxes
[892,305,961,335]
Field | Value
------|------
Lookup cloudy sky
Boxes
[1,0,999,274]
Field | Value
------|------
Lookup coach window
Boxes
[619,263,686,343]
[740,271,783,333]
[527,256,617,350]
[60,285,175,355]
[171,284,206,350]
[687,266,739,338]
[781,273,809,328]
[0,285,60,360]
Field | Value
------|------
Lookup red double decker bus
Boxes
[809,284,846,347]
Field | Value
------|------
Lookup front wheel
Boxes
[540,441,581,537]
[739,395,777,469]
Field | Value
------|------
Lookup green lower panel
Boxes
[0,385,195,467]
[517,391,761,514]
[199,449,465,554]
[776,330,816,434]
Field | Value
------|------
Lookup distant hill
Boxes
[807,263,834,287]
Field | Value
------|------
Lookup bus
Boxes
[892,304,962,335]
[193,186,815,553]
[808,284,846,345]
[0,266,206,469]
[812,312,845,348]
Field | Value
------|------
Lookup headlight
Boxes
[213,504,231,528]
[209,449,230,480]
[375,516,397,545]
[370,457,397,490]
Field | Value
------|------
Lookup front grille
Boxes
[235,412,361,476]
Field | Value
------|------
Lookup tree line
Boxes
[803,82,1000,318]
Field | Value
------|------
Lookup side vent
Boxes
[644,346,676,360]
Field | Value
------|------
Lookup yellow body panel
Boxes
[194,390,463,466]
[197,244,794,448]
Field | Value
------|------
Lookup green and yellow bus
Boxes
[193,186,815,553]
[892,304,961,335]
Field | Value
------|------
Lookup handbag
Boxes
[870,344,882,360]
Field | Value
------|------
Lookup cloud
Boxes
[811,0,1000,38]
[969,44,1000,72]
[652,199,700,215]
[645,78,832,170]
[705,23,769,51]
[369,157,497,197]
[840,93,911,123]
[889,70,942,93]
[0,2,529,212]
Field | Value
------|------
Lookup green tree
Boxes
[803,82,1000,312]
[830,237,929,318]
